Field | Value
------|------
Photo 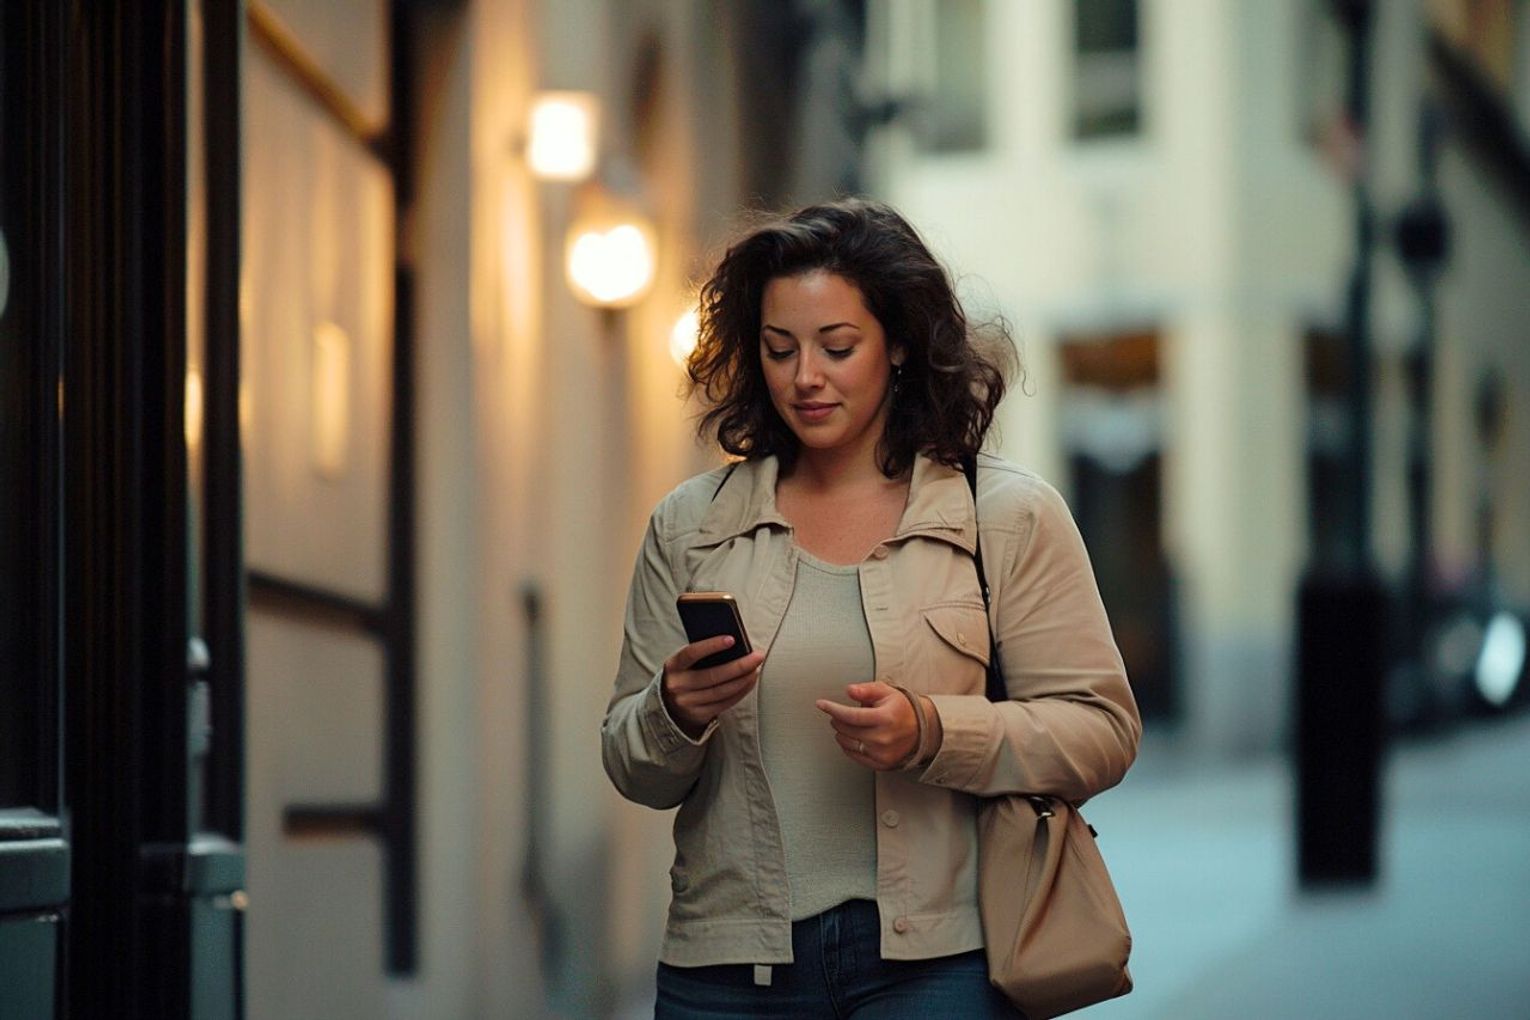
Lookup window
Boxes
[1073,0,1141,140]
[920,0,988,153]
[1296,0,1348,151]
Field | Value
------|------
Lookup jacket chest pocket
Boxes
[918,601,991,694]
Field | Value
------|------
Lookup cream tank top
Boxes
[757,549,879,921]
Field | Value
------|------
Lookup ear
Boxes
[890,347,906,368]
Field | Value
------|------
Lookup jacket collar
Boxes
[697,452,977,554]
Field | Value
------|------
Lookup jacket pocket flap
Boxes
[922,603,991,667]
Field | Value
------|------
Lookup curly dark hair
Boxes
[688,198,1016,478]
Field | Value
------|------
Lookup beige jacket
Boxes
[601,452,1140,967]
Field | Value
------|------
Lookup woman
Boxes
[601,199,1139,1018]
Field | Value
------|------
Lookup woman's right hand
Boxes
[661,637,765,740]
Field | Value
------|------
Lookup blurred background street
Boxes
[1088,712,1530,1019]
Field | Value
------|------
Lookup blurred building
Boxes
[865,0,1530,754]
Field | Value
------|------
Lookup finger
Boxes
[833,732,880,764]
[703,681,759,720]
[846,680,896,705]
[827,718,880,740]
[814,700,881,726]
[694,650,765,687]
[668,649,764,693]
[685,668,759,707]
[669,634,740,671]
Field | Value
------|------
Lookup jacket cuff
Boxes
[640,668,718,754]
[890,685,931,771]
[913,694,1000,789]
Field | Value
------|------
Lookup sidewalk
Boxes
[1084,711,1530,1019]
[612,712,1530,1019]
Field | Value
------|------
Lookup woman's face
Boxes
[759,271,902,463]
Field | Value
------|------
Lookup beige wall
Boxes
[241,0,400,1013]
[469,0,745,1014]
[244,0,746,1014]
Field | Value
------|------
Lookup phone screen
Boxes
[676,593,752,670]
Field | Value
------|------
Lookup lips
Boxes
[793,402,837,423]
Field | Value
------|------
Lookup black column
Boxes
[64,0,194,1014]
[1296,0,1387,887]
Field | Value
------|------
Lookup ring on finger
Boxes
[856,739,866,755]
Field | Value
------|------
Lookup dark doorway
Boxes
[1059,329,1180,723]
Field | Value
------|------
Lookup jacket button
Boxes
[880,810,900,828]
[957,632,969,646]
[893,917,911,934]
[871,545,889,560]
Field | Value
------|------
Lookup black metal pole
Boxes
[1296,0,1388,887]
[1397,103,1449,684]
[383,0,419,976]
[202,0,247,849]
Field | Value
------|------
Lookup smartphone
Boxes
[676,592,753,670]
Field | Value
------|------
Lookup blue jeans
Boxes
[654,899,1020,1019]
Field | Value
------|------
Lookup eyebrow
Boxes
[761,321,861,338]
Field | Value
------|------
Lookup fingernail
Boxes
[722,636,734,646]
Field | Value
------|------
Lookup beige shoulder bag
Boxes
[963,457,1133,1019]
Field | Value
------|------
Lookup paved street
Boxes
[1084,711,1530,1019]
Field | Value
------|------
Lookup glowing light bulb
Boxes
[185,367,205,451]
[669,307,700,368]
[565,221,656,308]
[527,92,599,181]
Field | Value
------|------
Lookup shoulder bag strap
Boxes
[710,462,739,503]
[961,456,1007,704]
[964,457,1053,817]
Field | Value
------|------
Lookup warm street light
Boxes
[185,367,205,452]
[566,223,655,307]
[527,91,599,181]
[669,307,700,368]
[564,184,656,309]
[311,320,351,477]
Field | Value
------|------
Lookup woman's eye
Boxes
[765,348,795,361]
[825,348,853,359]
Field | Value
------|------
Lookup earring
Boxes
[892,363,903,396]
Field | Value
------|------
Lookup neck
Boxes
[787,430,903,492]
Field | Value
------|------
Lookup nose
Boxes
[793,348,824,391]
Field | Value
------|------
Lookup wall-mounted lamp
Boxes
[527,91,600,182]
[311,320,352,478]
[523,92,658,310]
[565,185,656,309]
[669,307,700,368]
[185,366,205,453]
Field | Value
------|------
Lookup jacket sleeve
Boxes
[917,478,1141,802]
[600,507,717,809]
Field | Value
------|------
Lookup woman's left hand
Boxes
[816,681,920,770]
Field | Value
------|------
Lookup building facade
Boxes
[865,0,1530,754]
